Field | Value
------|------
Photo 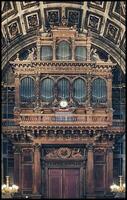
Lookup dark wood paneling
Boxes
[48,168,80,199]
[14,154,20,185]
[48,169,62,199]
[94,164,105,190]
[63,169,80,199]
[23,165,33,189]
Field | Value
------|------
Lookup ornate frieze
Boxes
[19,111,112,127]
[10,61,114,77]
[45,147,84,159]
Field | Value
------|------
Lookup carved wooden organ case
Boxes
[10,24,116,198]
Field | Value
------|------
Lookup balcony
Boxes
[2,117,125,134]
[18,111,112,128]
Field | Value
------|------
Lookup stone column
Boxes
[72,38,75,61]
[35,74,40,107]
[1,134,3,184]
[53,38,56,61]
[41,147,45,197]
[33,144,41,196]
[106,146,113,193]
[87,77,91,107]
[86,36,91,61]
[15,74,20,108]
[122,135,125,182]
[13,145,22,192]
[83,147,87,197]
[87,45,91,61]
[86,144,95,197]
[107,76,112,108]
[37,36,41,60]
[37,46,41,60]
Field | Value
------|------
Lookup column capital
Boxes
[15,73,20,79]
[106,146,114,153]
[13,145,21,153]
[34,143,41,151]
[86,143,94,151]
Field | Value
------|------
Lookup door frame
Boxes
[41,144,86,199]
[46,166,83,199]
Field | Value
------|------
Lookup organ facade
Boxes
[2,22,125,199]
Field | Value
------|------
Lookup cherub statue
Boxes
[27,47,36,60]
[15,53,20,61]
[107,54,112,62]
[90,48,101,61]
[61,16,67,26]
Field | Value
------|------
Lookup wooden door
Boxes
[63,169,80,199]
[48,168,80,199]
[48,169,62,199]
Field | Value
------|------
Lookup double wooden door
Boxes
[48,168,80,199]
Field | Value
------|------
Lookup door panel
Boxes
[63,169,80,199]
[48,169,62,199]
[48,168,80,199]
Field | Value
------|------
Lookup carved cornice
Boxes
[10,60,115,68]
[10,60,115,78]
[6,131,34,143]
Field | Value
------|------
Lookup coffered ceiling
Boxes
[1,1,126,73]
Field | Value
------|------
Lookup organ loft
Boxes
[2,20,124,199]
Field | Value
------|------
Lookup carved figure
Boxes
[27,48,36,60]
[90,48,101,61]
[15,53,20,61]
[9,22,18,37]
[72,149,82,158]
[61,16,68,26]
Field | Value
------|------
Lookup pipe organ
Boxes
[4,22,120,199]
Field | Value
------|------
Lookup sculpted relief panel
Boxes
[45,147,83,159]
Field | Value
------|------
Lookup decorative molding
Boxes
[65,8,83,28]
[103,19,121,44]
[20,1,39,10]
[4,17,23,40]
[23,10,42,32]
[87,2,107,12]
[44,8,62,27]
[109,2,125,25]
[2,2,18,21]
[22,148,34,163]
[13,145,21,153]
[84,11,103,34]
[120,33,126,53]
[45,147,83,159]
[86,143,94,151]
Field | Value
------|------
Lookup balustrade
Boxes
[19,112,112,127]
